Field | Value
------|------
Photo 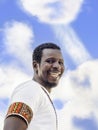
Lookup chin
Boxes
[45,81,58,88]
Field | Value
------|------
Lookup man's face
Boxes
[36,49,65,87]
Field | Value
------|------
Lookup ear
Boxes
[33,60,38,69]
[33,60,39,74]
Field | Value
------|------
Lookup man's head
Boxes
[33,42,60,64]
[32,42,65,90]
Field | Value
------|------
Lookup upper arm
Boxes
[3,81,42,130]
[3,115,27,130]
[3,102,33,130]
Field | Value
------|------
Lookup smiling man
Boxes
[3,42,65,130]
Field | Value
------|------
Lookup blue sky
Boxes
[0,0,98,130]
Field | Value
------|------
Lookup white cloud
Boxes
[3,21,34,72]
[0,65,30,98]
[18,0,84,24]
[51,59,98,130]
[0,115,4,130]
[17,0,90,66]
[0,21,33,128]
[52,25,92,65]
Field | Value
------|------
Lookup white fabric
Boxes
[10,80,57,130]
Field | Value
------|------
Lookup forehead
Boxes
[42,48,63,60]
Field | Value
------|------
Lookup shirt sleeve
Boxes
[5,81,42,125]
[6,102,33,125]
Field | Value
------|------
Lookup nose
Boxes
[52,61,60,69]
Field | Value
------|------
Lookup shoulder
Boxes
[9,80,44,114]
[12,80,42,95]
[10,80,43,104]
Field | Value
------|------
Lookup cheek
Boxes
[42,63,50,69]
[41,64,50,74]
[61,66,65,73]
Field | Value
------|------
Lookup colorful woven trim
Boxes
[6,102,33,125]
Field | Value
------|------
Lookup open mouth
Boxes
[48,72,61,79]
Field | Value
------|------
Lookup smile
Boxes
[48,72,61,78]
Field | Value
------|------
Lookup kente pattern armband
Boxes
[6,102,33,125]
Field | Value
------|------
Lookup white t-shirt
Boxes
[8,80,57,130]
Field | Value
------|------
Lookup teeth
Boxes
[51,75,58,78]
[49,72,60,77]
[51,74,58,76]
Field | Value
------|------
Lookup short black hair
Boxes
[32,42,61,63]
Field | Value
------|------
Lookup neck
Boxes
[33,77,51,93]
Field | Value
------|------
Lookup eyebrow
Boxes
[45,57,64,61]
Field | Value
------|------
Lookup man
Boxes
[3,42,65,130]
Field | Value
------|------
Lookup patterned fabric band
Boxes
[6,102,33,125]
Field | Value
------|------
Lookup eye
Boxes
[46,58,55,64]
[59,61,64,66]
